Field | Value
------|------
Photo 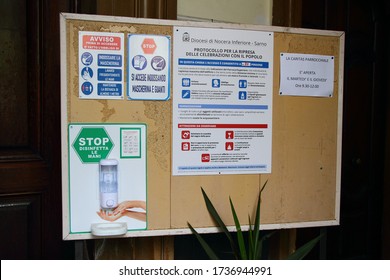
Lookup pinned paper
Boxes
[279,53,334,97]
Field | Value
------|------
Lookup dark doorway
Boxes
[298,0,390,259]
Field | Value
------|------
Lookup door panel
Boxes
[0,0,29,148]
[0,0,44,259]
[299,0,388,259]
[0,195,41,259]
[0,0,73,259]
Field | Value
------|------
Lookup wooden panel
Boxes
[95,0,177,19]
[272,0,302,27]
[0,0,43,155]
[0,162,49,195]
[0,0,41,160]
[0,195,41,259]
[0,0,29,148]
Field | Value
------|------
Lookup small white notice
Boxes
[279,53,334,97]
[121,128,141,158]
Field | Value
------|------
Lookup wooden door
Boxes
[0,0,177,260]
[0,0,74,259]
[297,0,389,259]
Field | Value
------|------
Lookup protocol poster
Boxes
[172,27,274,176]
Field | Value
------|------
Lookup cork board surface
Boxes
[61,14,343,238]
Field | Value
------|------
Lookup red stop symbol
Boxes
[141,38,156,54]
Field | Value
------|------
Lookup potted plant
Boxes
[188,181,322,260]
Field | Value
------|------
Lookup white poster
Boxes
[172,27,273,175]
[279,53,335,97]
[127,34,171,100]
[68,123,147,234]
[78,31,124,99]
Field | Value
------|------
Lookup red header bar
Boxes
[178,124,268,129]
[83,35,121,50]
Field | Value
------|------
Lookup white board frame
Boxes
[60,13,344,240]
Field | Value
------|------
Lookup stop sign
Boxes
[141,38,157,54]
[72,127,114,163]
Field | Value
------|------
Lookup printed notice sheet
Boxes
[172,27,273,175]
[79,31,124,99]
[127,34,170,100]
[279,53,334,97]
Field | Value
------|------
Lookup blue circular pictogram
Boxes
[81,52,93,66]
[81,81,93,95]
[151,56,166,71]
[81,67,93,80]
[132,55,147,70]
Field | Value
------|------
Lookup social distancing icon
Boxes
[81,82,93,95]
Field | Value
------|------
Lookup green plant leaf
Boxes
[187,222,219,260]
[287,234,323,260]
[253,180,268,259]
[201,187,239,258]
[260,180,268,194]
[230,197,247,260]
[189,181,319,261]
[253,192,261,258]
[248,214,254,259]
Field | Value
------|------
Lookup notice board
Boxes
[60,13,344,240]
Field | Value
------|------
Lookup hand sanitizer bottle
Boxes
[99,159,118,211]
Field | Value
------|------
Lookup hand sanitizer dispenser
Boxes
[92,159,127,236]
[99,159,118,211]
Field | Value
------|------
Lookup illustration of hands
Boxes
[97,200,146,222]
